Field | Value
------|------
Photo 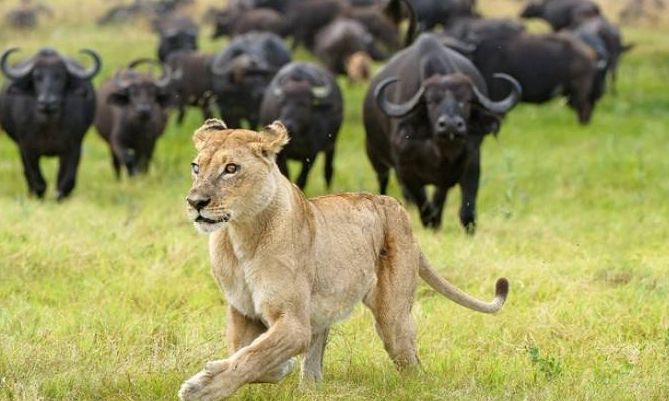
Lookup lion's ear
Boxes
[193,119,228,151]
[260,121,290,155]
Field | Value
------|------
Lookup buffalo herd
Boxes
[0,0,633,233]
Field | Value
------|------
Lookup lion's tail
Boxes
[419,253,508,314]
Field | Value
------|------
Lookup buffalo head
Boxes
[157,17,199,61]
[1,47,101,115]
[520,2,543,18]
[375,72,521,142]
[271,78,332,139]
[108,59,173,120]
[212,54,273,100]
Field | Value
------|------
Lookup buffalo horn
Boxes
[472,73,522,115]
[65,48,102,80]
[0,48,35,80]
[375,76,425,118]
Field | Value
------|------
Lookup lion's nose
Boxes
[187,195,211,210]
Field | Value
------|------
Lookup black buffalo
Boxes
[570,16,634,94]
[165,50,215,125]
[446,17,525,43]
[409,0,477,32]
[6,0,52,29]
[97,0,149,25]
[94,59,173,177]
[0,47,101,199]
[211,7,284,39]
[259,62,343,189]
[210,32,291,128]
[156,16,198,62]
[520,0,600,31]
[470,32,601,124]
[314,18,384,82]
[282,0,415,51]
[364,34,520,231]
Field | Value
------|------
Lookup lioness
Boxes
[180,119,509,401]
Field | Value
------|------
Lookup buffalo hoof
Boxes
[420,203,441,229]
[55,191,69,202]
[463,221,476,236]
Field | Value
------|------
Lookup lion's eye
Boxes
[224,163,238,174]
[191,163,199,175]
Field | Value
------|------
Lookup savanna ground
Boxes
[1,0,668,400]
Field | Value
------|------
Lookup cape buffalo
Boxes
[259,62,343,189]
[6,0,52,29]
[165,50,215,125]
[94,59,173,177]
[446,17,525,43]
[156,16,198,62]
[0,47,101,199]
[211,7,284,39]
[570,16,634,94]
[363,34,520,232]
[282,0,416,51]
[97,0,149,25]
[210,32,291,128]
[520,0,600,31]
[409,0,477,32]
[314,18,383,82]
[470,32,601,124]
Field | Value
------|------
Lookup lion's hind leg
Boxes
[363,226,421,370]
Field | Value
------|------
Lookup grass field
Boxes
[1,0,669,400]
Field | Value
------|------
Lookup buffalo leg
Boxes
[426,186,449,229]
[295,156,314,189]
[20,148,46,198]
[176,104,186,125]
[367,149,390,194]
[276,154,290,180]
[398,177,433,227]
[202,98,214,121]
[323,148,335,188]
[111,153,121,180]
[55,145,82,201]
[458,151,480,235]
[378,171,390,195]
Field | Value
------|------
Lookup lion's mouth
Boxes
[195,214,230,224]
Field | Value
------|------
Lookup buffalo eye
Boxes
[224,163,238,174]
[191,163,199,175]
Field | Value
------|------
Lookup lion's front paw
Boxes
[178,359,232,401]
[179,368,213,401]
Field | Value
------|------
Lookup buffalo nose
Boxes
[436,116,449,131]
[454,117,466,133]
[187,195,211,210]
[136,105,152,118]
[436,115,466,134]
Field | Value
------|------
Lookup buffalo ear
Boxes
[192,118,228,151]
[260,121,289,155]
[471,106,501,136]
[7,81,30,95]
[107,91,130,106]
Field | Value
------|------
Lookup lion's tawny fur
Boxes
[180,119,508,401]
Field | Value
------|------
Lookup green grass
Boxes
[1,1,669,400]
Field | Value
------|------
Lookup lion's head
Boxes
[186,119,289,233]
